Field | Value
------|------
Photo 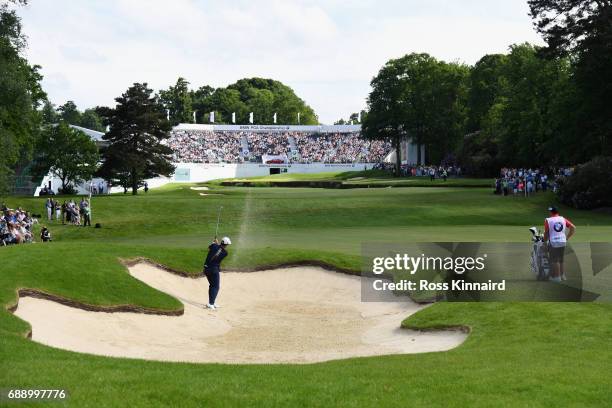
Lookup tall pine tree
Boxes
[97,83,174,195]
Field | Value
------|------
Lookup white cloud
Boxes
[19,0,543,123]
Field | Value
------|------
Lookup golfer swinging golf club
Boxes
[543,206,575,282]
[203,206,231,310]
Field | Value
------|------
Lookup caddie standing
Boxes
[543,206,576,282]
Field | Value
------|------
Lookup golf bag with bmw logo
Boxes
[529,227,550,281]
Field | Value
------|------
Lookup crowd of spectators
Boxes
[39,186,55,196]
[247,132,291,160]
[39,181,108,197]
[365,139,393,163]
[167,130,243,163]
[1,203,39,246]
[166,130,393,164]
[44,197,92,226]
[493,167,572,196]
[373,163,462,179]
[1,196,95,247]
[294,132,391,163]
[90,181,108,195]
[410,165,461,179]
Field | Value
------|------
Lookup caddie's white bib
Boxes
[547,216,567,247]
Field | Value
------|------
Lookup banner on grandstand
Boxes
[173,123,362,133]
[325,163,357,168]
[262,154,288,164]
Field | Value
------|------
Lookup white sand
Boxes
[13,263,467,364]
[189,186,209,191]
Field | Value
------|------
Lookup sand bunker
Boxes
[13,264,467,364]
[189,186,209,191]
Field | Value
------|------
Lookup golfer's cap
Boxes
[548,206,558,213]
[221,236,232,245]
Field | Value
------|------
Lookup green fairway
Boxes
[1,183,612,407]
[218,169,494,188]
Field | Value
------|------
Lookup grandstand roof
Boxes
[70,125,105,142]
[173,124,361,133]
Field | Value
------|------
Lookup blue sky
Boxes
[20,0,543,124]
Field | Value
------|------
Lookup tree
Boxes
[58,100,82,125]
[335,111,366,125]
[362,55,412,176]
[424,62,469,163]
[363,53,468,175]
[529,0,612,157]
[227,78,318,124]
[528,0,612,56]
[97,83,175,195]
[179,78,318,125]
[190,85,215,123]
[247,88,275,124]
[209,88,247,123]
[32,122,99,192]
[42,100,105,131]
[41,100,59,124]
[458,43,572,173]
[159,77,194,125]
[496,43,569,167]
[80,108,105,132]
[0,0,46,194]
[466,54,509,132]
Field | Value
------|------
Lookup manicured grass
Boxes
[218,169,494,187]
[1,183,611,407]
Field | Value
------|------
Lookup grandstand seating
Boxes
[167,130,391,164]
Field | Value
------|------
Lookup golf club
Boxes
[215,205,223,239]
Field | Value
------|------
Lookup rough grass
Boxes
[1,183,611,407]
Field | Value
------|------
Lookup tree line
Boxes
[39,77,319,132]
[0,0,318,194]
[0,0,45,194]
[40,77,319,130]
[41,100,105,132]
[363,0,612,176]
[2,0,610,193]
[31,77,318,195]
[159,77,317,126]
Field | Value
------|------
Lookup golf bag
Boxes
[529,227,550,281]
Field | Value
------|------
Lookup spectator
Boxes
[54,199,61,221]
[1,206,37,246]
[83,203,91,227]
[40,226,51,242]
[61,201,67,225]
[45,198,53,221]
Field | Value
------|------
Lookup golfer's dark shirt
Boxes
[204,243,227,270]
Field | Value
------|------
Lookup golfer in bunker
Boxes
[203,236,231,310]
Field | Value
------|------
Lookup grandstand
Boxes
[165,124,396,183]
[33,123,419,194]
[167,124,392,165]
